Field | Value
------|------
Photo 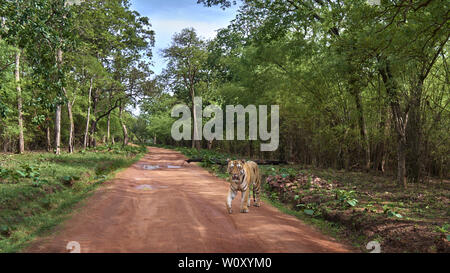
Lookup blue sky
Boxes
[130,0,238,75]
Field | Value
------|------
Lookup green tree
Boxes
[161,28,209,149]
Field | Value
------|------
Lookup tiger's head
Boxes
[227,159,245,182]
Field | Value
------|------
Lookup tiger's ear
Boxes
[226,158,230,163]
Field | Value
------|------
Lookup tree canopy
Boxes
[139,0,449,187]
[0,0,448,187]
[0,0,155,152]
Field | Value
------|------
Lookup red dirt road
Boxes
[25,147,353,253]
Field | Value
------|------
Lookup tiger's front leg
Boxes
[226,188,237,214]
[240,188,250,213]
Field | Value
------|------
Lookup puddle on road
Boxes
[142,165,183,170]
[135,184,154,191]
[142,165,160,170]
[135,184,169,191]
[134,178,148,181]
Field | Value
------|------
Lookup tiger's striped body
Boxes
[226,160,261,214]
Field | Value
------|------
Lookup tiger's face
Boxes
[227,160,245,182]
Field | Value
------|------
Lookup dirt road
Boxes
[25,147,352,253]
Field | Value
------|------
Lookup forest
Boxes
[0,0,154,154]
[0,0,448,253]
[142,0,449,188]
[1,0,448,186]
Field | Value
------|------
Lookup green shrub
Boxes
[334,189,359,208]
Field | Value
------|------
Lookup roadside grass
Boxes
[0,144,146,253]
[260,195,364,250]
[164,145,449,253]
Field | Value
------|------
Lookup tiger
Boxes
[226,159,261,214]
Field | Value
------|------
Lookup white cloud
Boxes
[152,17,228,43]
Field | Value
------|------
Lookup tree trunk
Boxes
[405,80,423,183]
[378,57,408,188]
[57,48,74,153]
[349,78,370,171]
[46,123,52,152]
[55,104,61,154]
[208,140,213,150]
[381,113,390,174]
[192,101,196,149]
[89,91,98,148]
[89,120,97,148]
[54,48,64,155]
[289,138,293,162]
[107,112,111,143]
[67,100,74,153]
[3,137,9,153]
[119,103,128,146]
[83,78,93,149]
[397,136,407,189]
[190,89,201,150]
[15,50,24,154]
[344,146,350,171]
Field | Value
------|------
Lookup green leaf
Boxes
[304,209,314,216]
[0,225,9,233]
[386,210,402,218]
[62,176,73,182]
[347,199,358,207]
[16,170,27,178]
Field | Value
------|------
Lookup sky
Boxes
[130,0,239,75]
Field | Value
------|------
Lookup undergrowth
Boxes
[0,144,146,252]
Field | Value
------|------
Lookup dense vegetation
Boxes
[0,0,155,154]
[1,1,448,185]
[136,0,449,189]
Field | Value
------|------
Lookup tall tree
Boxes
[162,28,208,149]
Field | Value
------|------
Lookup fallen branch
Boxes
[255,160,288,165]
[185,158,226,165]
[185,158,288,166]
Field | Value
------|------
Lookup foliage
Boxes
[137,0,450,188]
[334,189,359,208]
[382,205,403,219]
[0,0,155,153]
[88,144,147,156]
[0,146,145,252]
